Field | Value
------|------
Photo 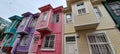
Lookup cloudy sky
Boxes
[0,0,67,22]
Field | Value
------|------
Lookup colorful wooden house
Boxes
[11,12,39,54]
[1,15,22,54]
[31,4,63,54]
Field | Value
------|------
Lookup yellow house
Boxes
[62,0,120,54]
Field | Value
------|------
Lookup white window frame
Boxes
[76,2,89,15]
[66,12,72,23]
[28,18,38,27]
[93,6,103,19]
[41,34,56,51]
[21,17,27,26]
[86,31,115,54]
[41,12,47,21]
[20,35,29,46]
[28,18,33,27]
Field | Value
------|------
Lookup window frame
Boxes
[54,13,60,23]
[66,12,72,24]
[28,18,37,27]
[6,35,13,44]
[93,6,103,19]
[19,35,29,46]
[76,2,89,15]
[41,34,56,51]
[27,18,33,27]
[20,17,28,26]
[86,31,115,54]
[41,12,47,21]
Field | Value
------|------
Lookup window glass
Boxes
[66,36,75,42]
[77,3,88,15]
[55,14,59,23]
[20,35,29,46]
[6,35,13,44]
[42,35,55,49]
[87,32,114,54]
[41,12,47,21]
[28,18,37,27]
[93,6,102,18]
[21,18,27,26]
[66,13,72,23]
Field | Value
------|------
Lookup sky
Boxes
[0,0,67,22]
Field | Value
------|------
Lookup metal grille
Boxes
[87,32,114,54]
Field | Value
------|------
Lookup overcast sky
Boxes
[0,0,67,22]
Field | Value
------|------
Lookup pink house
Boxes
[31,4,63,54]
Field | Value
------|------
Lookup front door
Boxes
[65,36,78,54]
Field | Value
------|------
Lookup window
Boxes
[20,35,29,46]
[21,18,27,26]
[66,13,72,23]
[109,1,120,16]
[54,14,59,23]
[94,6,102,18]
[41,12,47,21]
[32,18,38,27]
[15,22,20,29]
[6,35,13,44]
[42,35,55,49]
[87,32,114,54]
[28,18,37,27]
[66,36,75,42]
[77,2,88,15]
[28,18,33,27]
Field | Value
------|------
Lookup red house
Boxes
[31,4,63,54]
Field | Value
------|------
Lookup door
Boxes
[65,36,78,54]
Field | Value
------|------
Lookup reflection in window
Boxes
[66,13,72,23]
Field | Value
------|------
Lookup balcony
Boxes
[73,14,99,31]
[17,12,33,35]
[4,28,16,34]
[17,25,29,35]
[36,23,53,33]
[16,46,29,52]
[36,10,53,33]
[74,22,99,31]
